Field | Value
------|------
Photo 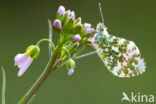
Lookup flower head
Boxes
[72,34,81,42]
[53,19,62,29]
[57,5,66,15]
[15,45,40,77]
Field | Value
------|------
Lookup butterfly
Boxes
[91,22,146,77]
[90,3,146,77]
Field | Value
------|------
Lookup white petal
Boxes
[68,67,74,76]
[18,56,33,77]
[15,53,27,68]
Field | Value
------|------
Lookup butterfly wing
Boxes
[92,32,146,77]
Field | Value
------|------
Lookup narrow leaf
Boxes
[1,67,6,104]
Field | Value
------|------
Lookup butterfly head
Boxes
[96,23,105,32]
[96,23,109,36]
[91,23,109,49]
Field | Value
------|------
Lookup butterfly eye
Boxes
[92,30,146,77]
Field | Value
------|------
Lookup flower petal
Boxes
[15,53,27,68]
[18,56,33,77]
[68,67,74,76]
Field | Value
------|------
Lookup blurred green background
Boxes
[0,0,156,104]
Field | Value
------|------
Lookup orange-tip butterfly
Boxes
[91,3,146,77]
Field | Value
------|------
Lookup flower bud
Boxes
[74,17,82,26]
[72,34,81,42]
[26,45,40,59]
[57,5,66,15]
[66,59,75,76]
[66,10,75,20]
[85,28,95,35]
[84,23,91,30]
[66,10,70,15]
[71,11,75,19]
[53,19,62,29]
[68,67,74,76]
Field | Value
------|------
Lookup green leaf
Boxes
[1,67,6,104]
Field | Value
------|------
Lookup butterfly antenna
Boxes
[99,2,104,23]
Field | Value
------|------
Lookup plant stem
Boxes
[27,95,36,104]
[36,39,55,50]
[1,67,6,104]
[48,19,53,57]
[18,44,62,104]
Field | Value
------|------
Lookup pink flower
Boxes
[66,10,71,15]
[53,19,62,29]
[57,5,66,15]
[68,67,74,76]
[71,11,75,19]
[15,53,33,77]
[72,34,81,42]
[84,23,91,30]
[66,10,75,20]
[85,28,95,35]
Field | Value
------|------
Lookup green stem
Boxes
[18,44,62,104]
[59,46,86,67]
[1,67,6,104]
[36,39,55,50]
[27,95,36,104]
[48,19,53,57]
